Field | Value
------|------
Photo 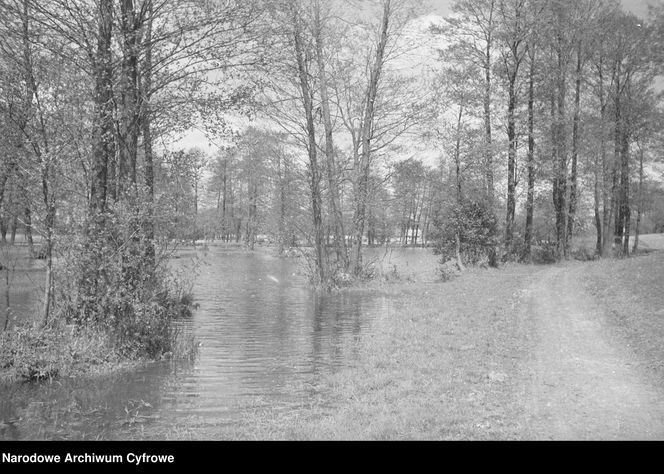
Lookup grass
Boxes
[5,240,661,440]
[144,247,664,440]
[638,233,664,251]
[0,319,198,385]
[571,232,664,254]
[581,251,664,380]
[0,322,128,384]
[142,263,541,440]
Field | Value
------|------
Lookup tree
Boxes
[496,0,529,249]
[443,0,498,206]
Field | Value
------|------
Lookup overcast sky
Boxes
[176,0,660,154]
[426,0,656,17]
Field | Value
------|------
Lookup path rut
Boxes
[521,264,664,440]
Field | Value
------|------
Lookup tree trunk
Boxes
[483,1,495,206]
[290,0,326,283]
[633,145,644,253]
[455,232,464,272]
[277,153,286,254]
[454,102,464,201]
[9,215,17,245]
[552,41,568,260]
[118,0,140,196]
[505,71,517,249]
[314,1,347,270]
[351,0,391,276]
[597,58,612,257]
[24,205,33,256]
[42,200,55,326]
[567,44,583,244]
[90,0,114,221]
[142,0,155,267]
[222,157,228,240]
[612,90,623,249]
[593,153,602,255]
[524,49,536,259]
[620,126,630,255]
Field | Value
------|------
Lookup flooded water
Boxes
[0,245,405,439]
[0,254,44,330]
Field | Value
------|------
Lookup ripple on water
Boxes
[1,245,392,439]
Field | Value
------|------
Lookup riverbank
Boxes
[143,263,543,439]
[141,251,664,440]
[3,239,663,439]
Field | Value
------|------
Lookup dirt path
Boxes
[520,263,664,440]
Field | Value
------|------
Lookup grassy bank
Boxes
[145,263,541,440]
[0,323,125,383]
[581,251,664,380]
[146,249,663,440]
[0,320,197,385]
[0,241,200,384]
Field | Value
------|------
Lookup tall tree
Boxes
[445,0,497,206]
[496,0,529,249]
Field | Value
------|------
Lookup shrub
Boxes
[431,197,500,267]
[51,201,198,362]
[300,249,380,291]
[571,245,597,262]
[0,321,118,383]
[439,259,461,281]
[531,243,558,264]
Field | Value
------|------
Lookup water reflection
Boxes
[0,359,193,440]
[0,245,391,439]
[0,252,44,329]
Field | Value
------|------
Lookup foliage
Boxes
[438,259,462,282]
[431,197,499,267]
[53,199,197,360]
[0,321,118,383]
[301,249,380,291]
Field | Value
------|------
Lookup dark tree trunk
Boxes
[619,128,630,255]
[90,0,114,221]
[454,102,464,202]
[314,2,347,270]
[524,49,536,259]
[291,0,326,283]
[597,58,609,256]
[141,0,155,268]
[483,1,495,206]
[552,42,568,260]
[613,92,623,249]
[633,146,644,253]
[118,0,140,196]
[567,44,583,244]
[594,155,602,255]
[9,215,17,245]
[505,72,517,249]
[24,205,33,256]
[351,0,391,276]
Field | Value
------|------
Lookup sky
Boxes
[426,0,656,17]
[176,0,661,154]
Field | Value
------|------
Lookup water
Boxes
[0,245,396,439]
[0,252,44,330]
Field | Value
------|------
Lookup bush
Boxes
[431,197,500,267]
[52,201,198,362]
[571,245,597,262]
[301,249,380,291]
[531,243,558,264]
[439,259,461,281]
[0,321,118,383]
